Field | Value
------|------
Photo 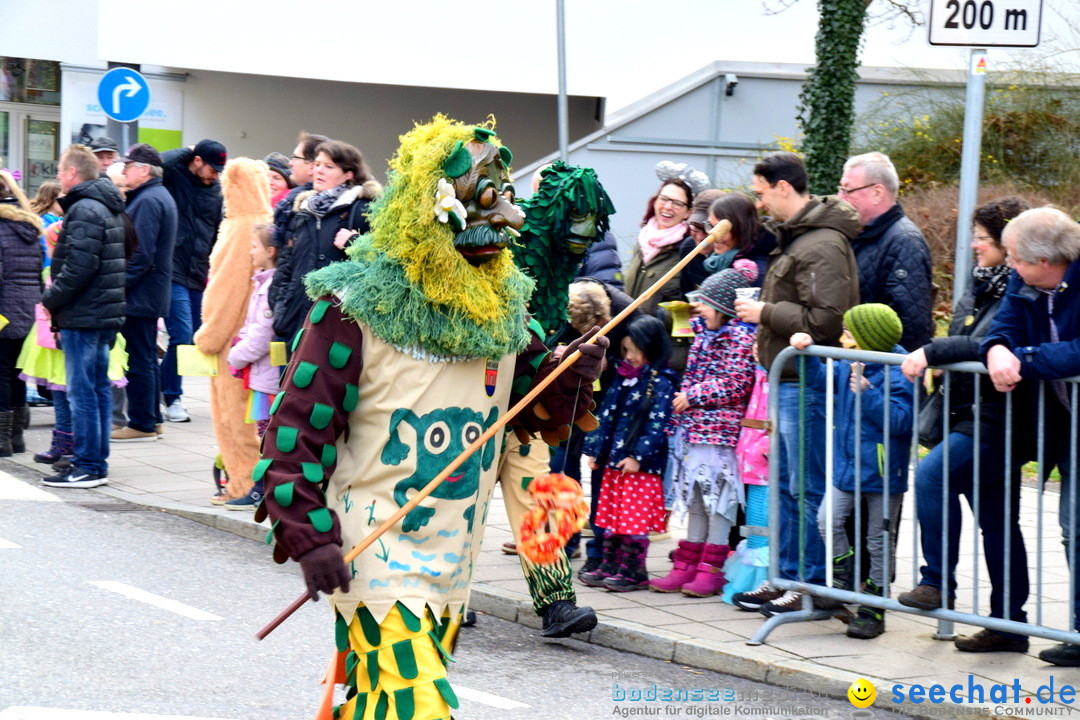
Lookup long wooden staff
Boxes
[255,220,732,640]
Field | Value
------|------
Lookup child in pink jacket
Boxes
[223,224,278,509]
[722,356,771,604]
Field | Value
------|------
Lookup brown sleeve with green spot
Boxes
[509,329,594,433]
[258,296,363,562]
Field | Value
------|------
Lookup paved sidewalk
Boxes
[10,376,1078,719]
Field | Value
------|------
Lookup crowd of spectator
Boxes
[6,130,1080,666]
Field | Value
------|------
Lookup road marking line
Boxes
[0,471,61,502]
[0,537,21,549]
[0,709,240,720]
[455,685,530,709]
[88,582,223,621]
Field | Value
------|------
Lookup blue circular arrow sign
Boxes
[97,67,151,123]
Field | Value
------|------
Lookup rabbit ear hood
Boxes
[222,157,271,218]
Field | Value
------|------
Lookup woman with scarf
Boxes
[271,140,381,344]
[897,196,1035,654]
[701,193,776,286]
[624,177,696,318]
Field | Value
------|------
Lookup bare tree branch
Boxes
[761,0,924,27]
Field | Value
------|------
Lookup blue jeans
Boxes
[1054,440,1080,631]
[53,389,71,434]
[160,284,203,405]
[61,329,114,476]
[776,379,827,584]
[122,316,162,432]
[915,431,1029,635]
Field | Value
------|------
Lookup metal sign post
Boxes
[953,49,988,303]
[927,0,1043,305]
[556,0,569,163]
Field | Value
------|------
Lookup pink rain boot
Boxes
[649,540,704,593]
[681,544,731,597]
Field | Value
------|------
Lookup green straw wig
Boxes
[306,115,533,360]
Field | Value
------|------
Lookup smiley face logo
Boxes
[848,678,876,708]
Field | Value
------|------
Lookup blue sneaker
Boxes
[224,484,263,511]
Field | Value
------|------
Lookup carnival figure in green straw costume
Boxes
[255,115,606,720]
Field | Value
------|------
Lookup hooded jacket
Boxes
[673,316,757,447]
[270,180,380,341]
[43,178,126,330]
[227,268,278,395]
[583,364,680,475]
[576,232,624,289]
[801,347,913,493]
[758,196,861,380]
[851,203,934,351]
[0,200,44,339]
[162,148,223,290]
[124,176,178,318]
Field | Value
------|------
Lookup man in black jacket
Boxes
[160,139,226,422]
[43,144,127,488]
[839,152,934,350]
[112,143,178,442]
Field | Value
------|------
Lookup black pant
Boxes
[0,337,27,412]
[121,316,162,432]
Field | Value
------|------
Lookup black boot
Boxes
[580,534,621,587]
[603,538,650,592]
[847,579,886,639]
[814,547,855,611]
[0,411,13,457]
[847,605,886,639]
[832,548,855,591]
[540,600,597,638]
[11,407,29,453]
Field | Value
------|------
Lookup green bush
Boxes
[858,74,1080,208]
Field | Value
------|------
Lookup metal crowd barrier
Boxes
[749,344,1080,647]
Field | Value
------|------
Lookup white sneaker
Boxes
[164,400,191,422]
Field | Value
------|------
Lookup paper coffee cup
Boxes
[735,287,761,302]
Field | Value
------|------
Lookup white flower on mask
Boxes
[434,178,467,230]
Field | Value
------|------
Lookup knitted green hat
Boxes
[843,303,902,352]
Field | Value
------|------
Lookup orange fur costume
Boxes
[193,157,272,499]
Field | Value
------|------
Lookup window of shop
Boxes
[0,57,61,196]
[0,57,61,105]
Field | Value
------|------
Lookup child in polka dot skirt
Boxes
[582,315,678,591]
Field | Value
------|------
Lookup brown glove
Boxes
[563,326,610,383]
[298,544,351,601]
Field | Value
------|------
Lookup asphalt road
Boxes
[0,468,898,720]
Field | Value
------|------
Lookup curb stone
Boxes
[7,459,990,720]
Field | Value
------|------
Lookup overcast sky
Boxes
[8,0,1076,116]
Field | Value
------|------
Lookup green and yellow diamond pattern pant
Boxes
[333,603,461,720]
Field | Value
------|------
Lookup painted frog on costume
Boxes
[382,406,499,533]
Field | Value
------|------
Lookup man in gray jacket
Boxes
[733,151,861,615]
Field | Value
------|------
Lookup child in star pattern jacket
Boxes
[582,314,677,591]
[652,263,757,597]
